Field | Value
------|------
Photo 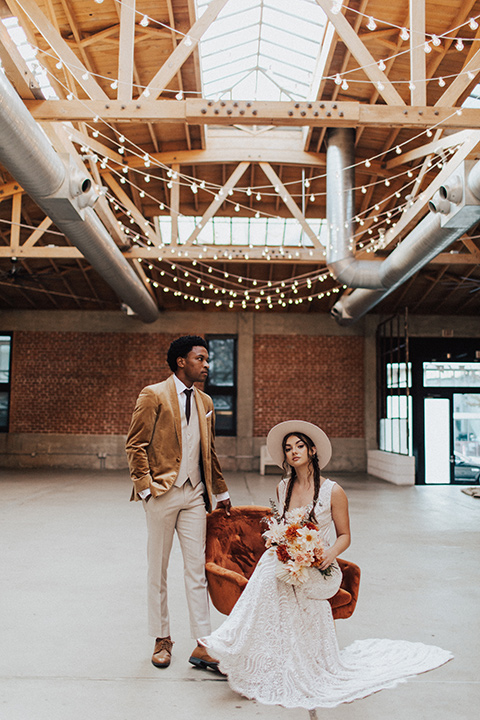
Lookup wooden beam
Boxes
[386,130,471,170]
[0,181,23,201]
[170,163,180,246]
[0,15,43,98]
[117,0,135,102]
[140,0,230,100]
[183,163,250,246]
[11,0,108,100]
[435,47,480,108]
[10,192,21,253]
[22,216,53,249]
[431,253,480,265]
[260,163,322,249]
[315,0,405,106]
[24,99,480,130]
[383,132,480,249]
[101,172,161,247]
[409,0,426,105]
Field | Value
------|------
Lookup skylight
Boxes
[155,216,327,248]
[1,16,57,99]
[195,0,327,101]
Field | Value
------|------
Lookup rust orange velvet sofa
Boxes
[206,506,361,620]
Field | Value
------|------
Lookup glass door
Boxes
[424,393,480,484]
[452,393,480,484]
[424,397,451,484]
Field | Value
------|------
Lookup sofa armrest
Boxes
[205,562,248,615]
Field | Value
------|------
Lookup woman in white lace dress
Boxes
[201,420,452,709]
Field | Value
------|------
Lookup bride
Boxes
[200,420,453,709]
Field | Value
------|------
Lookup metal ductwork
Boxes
[0,70,159,324]
[326,128,480,325]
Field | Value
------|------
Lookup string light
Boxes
[378,59,386,71]
[438,77,446,87]
[455,39,464,51]
[140,15,149,27]
[469,18,479,31]
[400,27,409,41]
[367,16,377,31]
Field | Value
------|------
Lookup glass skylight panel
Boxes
[155,216,326,248]
[195,0,327,101]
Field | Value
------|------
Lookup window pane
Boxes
[211,395,234,432]
[0,390,8,429]
[386,362,412,389]
[423,362,480,387]
[0,336,11,382]
[208,338,235,386]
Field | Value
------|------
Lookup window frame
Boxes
[205,334,237,437]
[0,332,13,433]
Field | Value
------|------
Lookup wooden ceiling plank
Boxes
[314,0,405,106]
[183,162,251,246]
[141,0,230,101]
[260,163,322,249]
[412,266,448,311]
[10,0,108,100]
[409,0,426,105]
[117,0,135,102]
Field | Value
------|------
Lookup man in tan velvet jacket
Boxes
[126,335,231,671]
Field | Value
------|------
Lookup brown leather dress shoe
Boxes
[188,644,221,672]
[152,636,173,668]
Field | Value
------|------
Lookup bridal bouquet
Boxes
[263,500,335,587]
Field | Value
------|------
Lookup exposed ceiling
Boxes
[1,0,480,318]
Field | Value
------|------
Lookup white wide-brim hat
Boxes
[266,420,332,469]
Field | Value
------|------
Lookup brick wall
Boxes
[253,334,364,438]
[9,331,177,434]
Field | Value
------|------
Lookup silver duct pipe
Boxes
[326,128,385,289]
[0,70,159,323]
[327,127,480,325]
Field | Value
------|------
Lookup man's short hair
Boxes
[167,335,207,372]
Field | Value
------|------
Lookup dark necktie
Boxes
[184,388,193,424]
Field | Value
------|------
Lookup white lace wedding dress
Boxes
[201,479,453,709]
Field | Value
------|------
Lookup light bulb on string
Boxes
[67,92,74,100]
[424,42,432,53]
[191,183,198,194]
[144,88,151,97]
[334,74,342,85]
[234,204,240,212]
[175,91,183,101]
[140,15,149,27]
[426,128,433,137]
[469,18,479,30]
[341,78,349,90]
[82,72,89,80]
[438,77,446,87]
[400,27,409,41]
[455,39,464,51]
[367,17,377,31]
[431,35,441,47]
[409,81,416,90]
[56,60,63,69]
[468,71,475,80]
[110,79,118,90]
[378,59,386,71]
[246,187,252,196]
[395,146,402,154]
[377,81,385,91]
[184,36,193,46]
[310,193,315,202]
[256,192,261,201]
[365,159,371,168]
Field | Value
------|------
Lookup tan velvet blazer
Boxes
[125,374,228,511]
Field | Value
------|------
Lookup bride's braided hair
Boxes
[281,432,321,523]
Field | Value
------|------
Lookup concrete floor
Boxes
[1,468,479,720]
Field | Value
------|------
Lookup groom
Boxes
[126,335,231,670]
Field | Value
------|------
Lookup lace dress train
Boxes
[201,480,452,709]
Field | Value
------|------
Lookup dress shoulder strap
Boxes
[318,478,336,508]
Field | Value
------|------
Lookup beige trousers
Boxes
[143,480,211,640]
